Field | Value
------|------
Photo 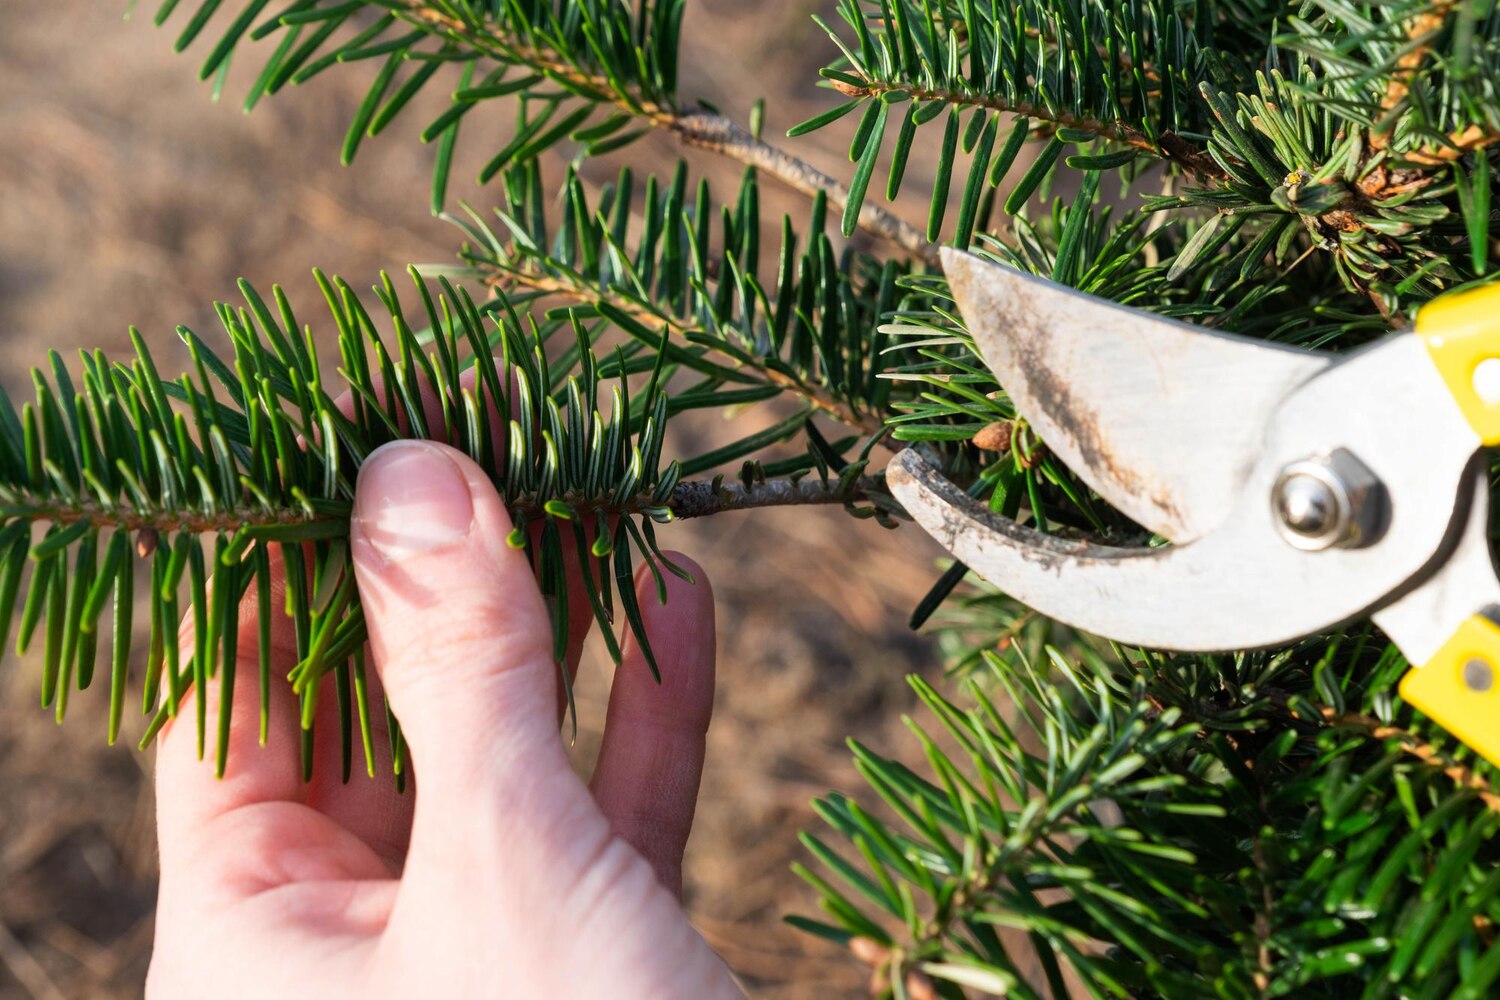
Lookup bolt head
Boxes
[1271,449,1387,551]
[1275,473,1340,542]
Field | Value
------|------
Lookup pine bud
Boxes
[848,936,891,966]
[971,420,1014,452]
[830,79,873,98]
[905,969,939,1000]
[136,527,159,559]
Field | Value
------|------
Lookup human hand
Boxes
[147,439,742,998]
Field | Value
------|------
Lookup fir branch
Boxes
[396,1,941,259]
[0,266,906,779]
[1,474,881,534]
[830,78,1223,180]
[785,0,1225,244]
[795,664,1210,993]
[0,497,322,538]
[474,257,886,434]
[78,5,1500,993]
[383,0,678,120]
[801,636,1500,995]
[159,0,934,258]
[447,160,918,441]
[1373,0,1458,126]
[1361,0,1500,165]
[1285,0,1500,169]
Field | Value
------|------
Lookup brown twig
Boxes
[12,500,320,538]
[1,474,885,539]
[669,112,940,267]
[843,79,1225,179]
[1250,836,1275,993]
[1402,124,1500,166]
[1370,0,1500,163]
[668,475,884,519]
[1323,708,1500,813]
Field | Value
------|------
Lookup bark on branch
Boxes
[671,111,942,267]
[3,474,888,538]
[667,474,885,519]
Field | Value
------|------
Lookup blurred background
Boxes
[0,2,956,996]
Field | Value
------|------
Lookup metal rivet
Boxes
[1463,658,1494,693]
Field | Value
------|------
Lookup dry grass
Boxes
[0,3,959,997]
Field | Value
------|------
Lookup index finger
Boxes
[153,547,304,864]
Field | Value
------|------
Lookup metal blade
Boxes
[943,248,1331,542]
[889,331,1481,648]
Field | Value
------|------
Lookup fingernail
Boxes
[355,441,474,560]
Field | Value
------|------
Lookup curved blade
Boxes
[887,443,1464,650]
[891,319,1483,650]
[943,248,1331,542]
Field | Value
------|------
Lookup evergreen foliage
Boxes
[9,0,1500,994]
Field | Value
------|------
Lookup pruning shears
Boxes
[888,249,1500,767]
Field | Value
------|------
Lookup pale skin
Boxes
[147,439,744,997]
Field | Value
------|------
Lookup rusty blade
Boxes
[943,248,1330,542]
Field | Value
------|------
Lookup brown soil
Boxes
[0,3,956,997]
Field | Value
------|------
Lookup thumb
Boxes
[350,439,566,808]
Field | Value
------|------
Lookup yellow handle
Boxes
[1400,615,1500,768]
[1417,283,1500,445]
